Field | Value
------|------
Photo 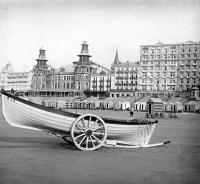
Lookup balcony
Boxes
[193,68,196,71]
[129,83,137,86]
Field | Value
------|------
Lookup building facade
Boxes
[139,41,200,92]
[0,63,33,91]
[4,72,33,91]
[89,50,139,97]
[177,41,200,91]
[31,41,110,96]
[111,50,138,91]
[139,42,178,92]
[90,71,115,96]
[46,67,75,91]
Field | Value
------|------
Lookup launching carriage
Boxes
[1,91,169,151]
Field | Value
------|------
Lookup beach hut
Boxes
[83,96,100,109]
[101,98,114,109]
[184,101,200,112]
[118,101,131,110]
[147,98,164,114]
[134,97,149,111]
[165,98,184,112]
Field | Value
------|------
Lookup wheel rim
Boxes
[71,114,107,151]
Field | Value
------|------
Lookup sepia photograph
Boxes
[0,0,200,183]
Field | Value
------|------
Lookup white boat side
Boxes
[1,92,158,146]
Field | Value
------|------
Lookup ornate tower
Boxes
[32,47,49,90]
[78,41,91,63]
[36,47,48,68]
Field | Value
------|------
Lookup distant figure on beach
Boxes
[130,107,134,117]
[11,88,14,94]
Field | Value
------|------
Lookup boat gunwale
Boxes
[1,91,158,125]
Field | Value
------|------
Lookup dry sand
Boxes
[0,103,200,184]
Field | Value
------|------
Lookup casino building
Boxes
[31,41,110,97]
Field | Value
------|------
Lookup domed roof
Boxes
[82,40,88,45]
[39,46,45,50]
[1,63,14,73]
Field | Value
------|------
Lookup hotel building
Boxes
[5,72,33,91]
[0,63,33,91]
[90,72,115,96]
[177,41,200,91]
[89,50,139,97]
[139,42,178,92]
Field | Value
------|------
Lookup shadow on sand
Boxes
[0,136,76,150]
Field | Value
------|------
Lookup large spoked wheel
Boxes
[71,114,107,151]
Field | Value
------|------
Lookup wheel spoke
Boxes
[78,135,86,146]
[90,136,95,148]
[75,123,85,131]
[88,116,91,128]
[75,130,85,133]
[81,118,87,129]
[91,134,101,143]
[86,137,89,149]
[93,132,105,136]
[74,133,85,140]
[92,126,104,132]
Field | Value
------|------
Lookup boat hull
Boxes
[1,92,157,146]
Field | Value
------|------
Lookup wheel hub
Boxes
[85,129,93,137]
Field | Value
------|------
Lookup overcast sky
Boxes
[0,0,200,72]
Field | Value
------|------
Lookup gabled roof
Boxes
[83,96,100,102]
[147,98,163,103]
[185,100,200,105]
[135,97,150,103]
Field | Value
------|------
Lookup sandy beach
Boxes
[0,101,200,184]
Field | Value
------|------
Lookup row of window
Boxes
[141,72,176,77]
[142,54,178,60]
[141,79,176,84]
[52,82,74,89]
[142,66,176,71]
[51,76,74,81]
[7,81,28,84]
[142,44,199,54]
[7,76,28,79]
[142,60,177,65]
[180,79,199,84]
[141,85,176,91]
